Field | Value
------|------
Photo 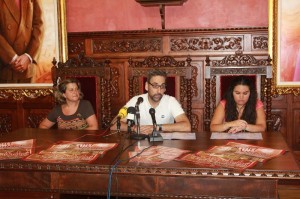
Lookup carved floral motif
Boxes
[93,38,162,53]
[170,36,242,51]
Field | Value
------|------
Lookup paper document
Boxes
[210,132,263,140]
[160,132,196,140]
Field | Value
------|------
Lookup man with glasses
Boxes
[111,69,191,134]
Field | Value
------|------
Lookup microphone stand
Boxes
[148,124,163,142]
[130,105,147,140]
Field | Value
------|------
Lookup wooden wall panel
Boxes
[0,89,54,133]
[66,27,299,150]
[68,28,269,133]
[1,27,299,151]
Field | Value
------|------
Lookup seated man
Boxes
[111,69,191,134]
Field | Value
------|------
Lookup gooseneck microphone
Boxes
[149,108,157,127]
[135,97,144,107]
[130,97,147,140]
[148,108,163,142]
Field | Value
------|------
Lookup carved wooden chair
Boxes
[128,56,195,129]
[204,50,277,132]
[52,53,112,129]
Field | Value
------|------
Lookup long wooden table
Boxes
[0,128,299,199]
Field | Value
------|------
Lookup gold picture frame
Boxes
[269,0,300,95]
[0,0,67,88]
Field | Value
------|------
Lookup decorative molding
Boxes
[211,50,271,67]
[92,38,162,53]
[170,36,243,51]
[0,88,53,101]
[68,39,85,55]
[253,35,268,50]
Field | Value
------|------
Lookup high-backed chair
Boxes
[128,56,194,127]
[204,50,274,131]
[52,53,112,129]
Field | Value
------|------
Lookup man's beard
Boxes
[150,94,163,102]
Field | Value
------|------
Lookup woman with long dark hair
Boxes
[210,76,266,133]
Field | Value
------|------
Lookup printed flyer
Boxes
[0,139,35,160]
[129,145,190,165]
[176,142,285,170]
[24,141,117,163]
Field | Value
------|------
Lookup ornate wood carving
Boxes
[211,50,272,67]
[68,39,85,55]
[170,36,242,51]
[27,113,49,128]
[0,114,12,134]
[93,38,162,53]
[253,35,268,50]
[0,88,53,101]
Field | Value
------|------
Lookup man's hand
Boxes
[11,54,30,73]
[132,125,154,135]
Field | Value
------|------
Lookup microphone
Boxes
[149,108,157,127]
[127,107,136,133]
[148,108,163,142]
[117,107,128,119]
[110,107,127,126]
[135,97,144,107]
[116,107,128,131]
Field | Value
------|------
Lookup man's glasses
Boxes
[148,82,166,90]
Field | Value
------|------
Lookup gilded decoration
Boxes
[0,88,53,101]
[93,38,162,53]
[170,36,242,51]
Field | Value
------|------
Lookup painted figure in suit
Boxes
[0,0,44,83]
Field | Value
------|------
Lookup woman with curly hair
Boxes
[39,78,98,130]
[210,76,266,133]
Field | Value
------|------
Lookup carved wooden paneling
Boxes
[0,89,54,132]
[293,110,300,151]
[68,27,272,135]
[170,36,243,51]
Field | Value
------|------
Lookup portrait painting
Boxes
[269,0,300,94]
[0,0,67,87]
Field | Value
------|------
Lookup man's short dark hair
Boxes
[147,69,167,83]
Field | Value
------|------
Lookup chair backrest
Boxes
[128,56,195,128]
[204,50,275,131]
[52,53,112,129]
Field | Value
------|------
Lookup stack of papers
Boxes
[160,132,196,140]
[210,132,263,140]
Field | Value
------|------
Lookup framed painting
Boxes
[269,0,300,95]
[0,0,67,88]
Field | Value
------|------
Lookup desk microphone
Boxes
[116,107,128,131]
[149,108,157,126]
[148,108,163,142]
[135,97,144,107]
[127,107,136,133]
[104,107,128,137]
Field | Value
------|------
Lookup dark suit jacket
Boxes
[0,0,44,82]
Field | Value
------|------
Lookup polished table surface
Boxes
[0,128,299,198]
